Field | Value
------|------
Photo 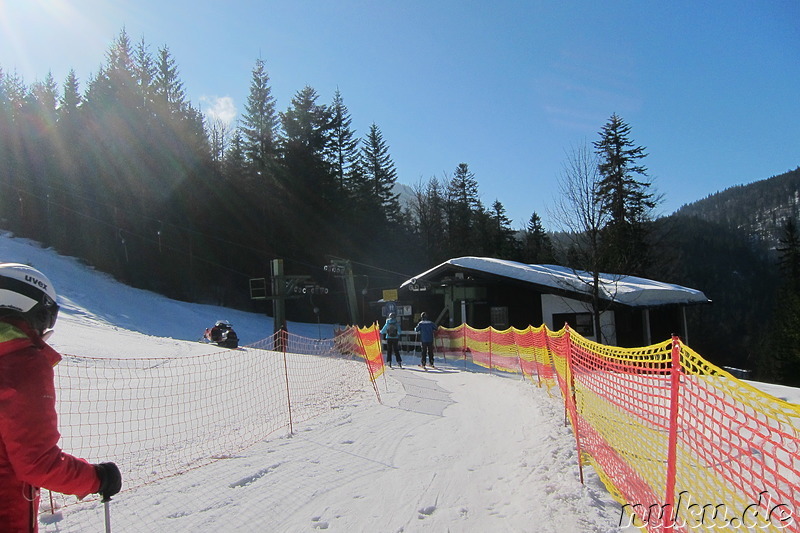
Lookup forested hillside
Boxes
[676,167,800,249]
[660,167,800,381]
[649,215,777,372]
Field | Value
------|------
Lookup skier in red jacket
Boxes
[0,263,121,532]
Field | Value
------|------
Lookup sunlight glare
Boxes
[0,0,109,82]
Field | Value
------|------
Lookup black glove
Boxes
[94,462,122,500]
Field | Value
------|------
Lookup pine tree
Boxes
[522,212,554,264]
[85,29,138,110]
[488,199,517,258]
[223,129,247,178]
[281,85,336,201]
[593,113,656,275]
[240,58,278,175]
[56,69,87,256]
[0,68,28,235]
[153,45,187,116]
[1,69,27,122]
[18,73,59,241]
[446,163,481,256]
[133,38,156,117]
[28,72,58,125]
[409,177,447,263]
[59,70,82,120]
[360,123,400,223]
[327,89,359,190]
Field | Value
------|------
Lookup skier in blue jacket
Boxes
[415,312,439,368]
[380,312,402,367]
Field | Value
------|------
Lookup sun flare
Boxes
[0,0,109,82]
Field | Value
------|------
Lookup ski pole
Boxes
[103,496,112,533]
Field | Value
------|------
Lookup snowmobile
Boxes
[204,320,239,349]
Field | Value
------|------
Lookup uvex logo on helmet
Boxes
[24,275,48,292]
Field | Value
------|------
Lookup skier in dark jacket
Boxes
[415,312,439,368]
[0,263,122,532]
[205,319,239,348]
[380,312,402,367]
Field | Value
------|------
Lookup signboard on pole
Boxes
[382,289,398,302]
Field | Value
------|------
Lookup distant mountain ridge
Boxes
[674,167,800,249]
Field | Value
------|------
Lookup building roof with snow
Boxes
[400,256,710,308]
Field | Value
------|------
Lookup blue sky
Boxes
[1,0,798,229]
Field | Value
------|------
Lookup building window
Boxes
[490,306,509,330]
[552,312,594,336]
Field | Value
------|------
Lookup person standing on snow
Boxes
[414,312,439,368]
[0,263,122,532]
[380,312,402,368]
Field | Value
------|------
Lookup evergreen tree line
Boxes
[0,30,560,320]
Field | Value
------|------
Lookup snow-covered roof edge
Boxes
[400,256,711,308]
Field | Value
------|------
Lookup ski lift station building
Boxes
[397,257,711,347]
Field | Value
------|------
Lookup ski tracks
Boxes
[79,367,628,532]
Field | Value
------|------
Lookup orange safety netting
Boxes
[335,323,385,381]
[428,323,800,532]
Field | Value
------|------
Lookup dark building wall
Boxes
[649,306,684,343]
[613,305,686,347]
[614,308,645,347]
[403,281,544,330]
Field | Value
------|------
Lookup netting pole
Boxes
[564,325,584,484]
[462,325,468,371]
[281,328,293,436]
[533,329,543,387]
[488,327,493,375]
[663,335,682,532]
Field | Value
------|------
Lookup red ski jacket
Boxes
[0,320,100,532]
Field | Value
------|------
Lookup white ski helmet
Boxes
[0,263,60,334]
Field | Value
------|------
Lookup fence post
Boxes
[564,325,584,484]
[488,327,493,375]
[462,324,468,370]
[663,335,682,532]
[281,328,293,436]
[533,328,543,387]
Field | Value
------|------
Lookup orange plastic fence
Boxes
[335,323,384,381]
[428,323,800,532]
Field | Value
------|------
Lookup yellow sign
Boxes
[383,289,398,301]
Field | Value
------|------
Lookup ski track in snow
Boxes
[41,362,632,532]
